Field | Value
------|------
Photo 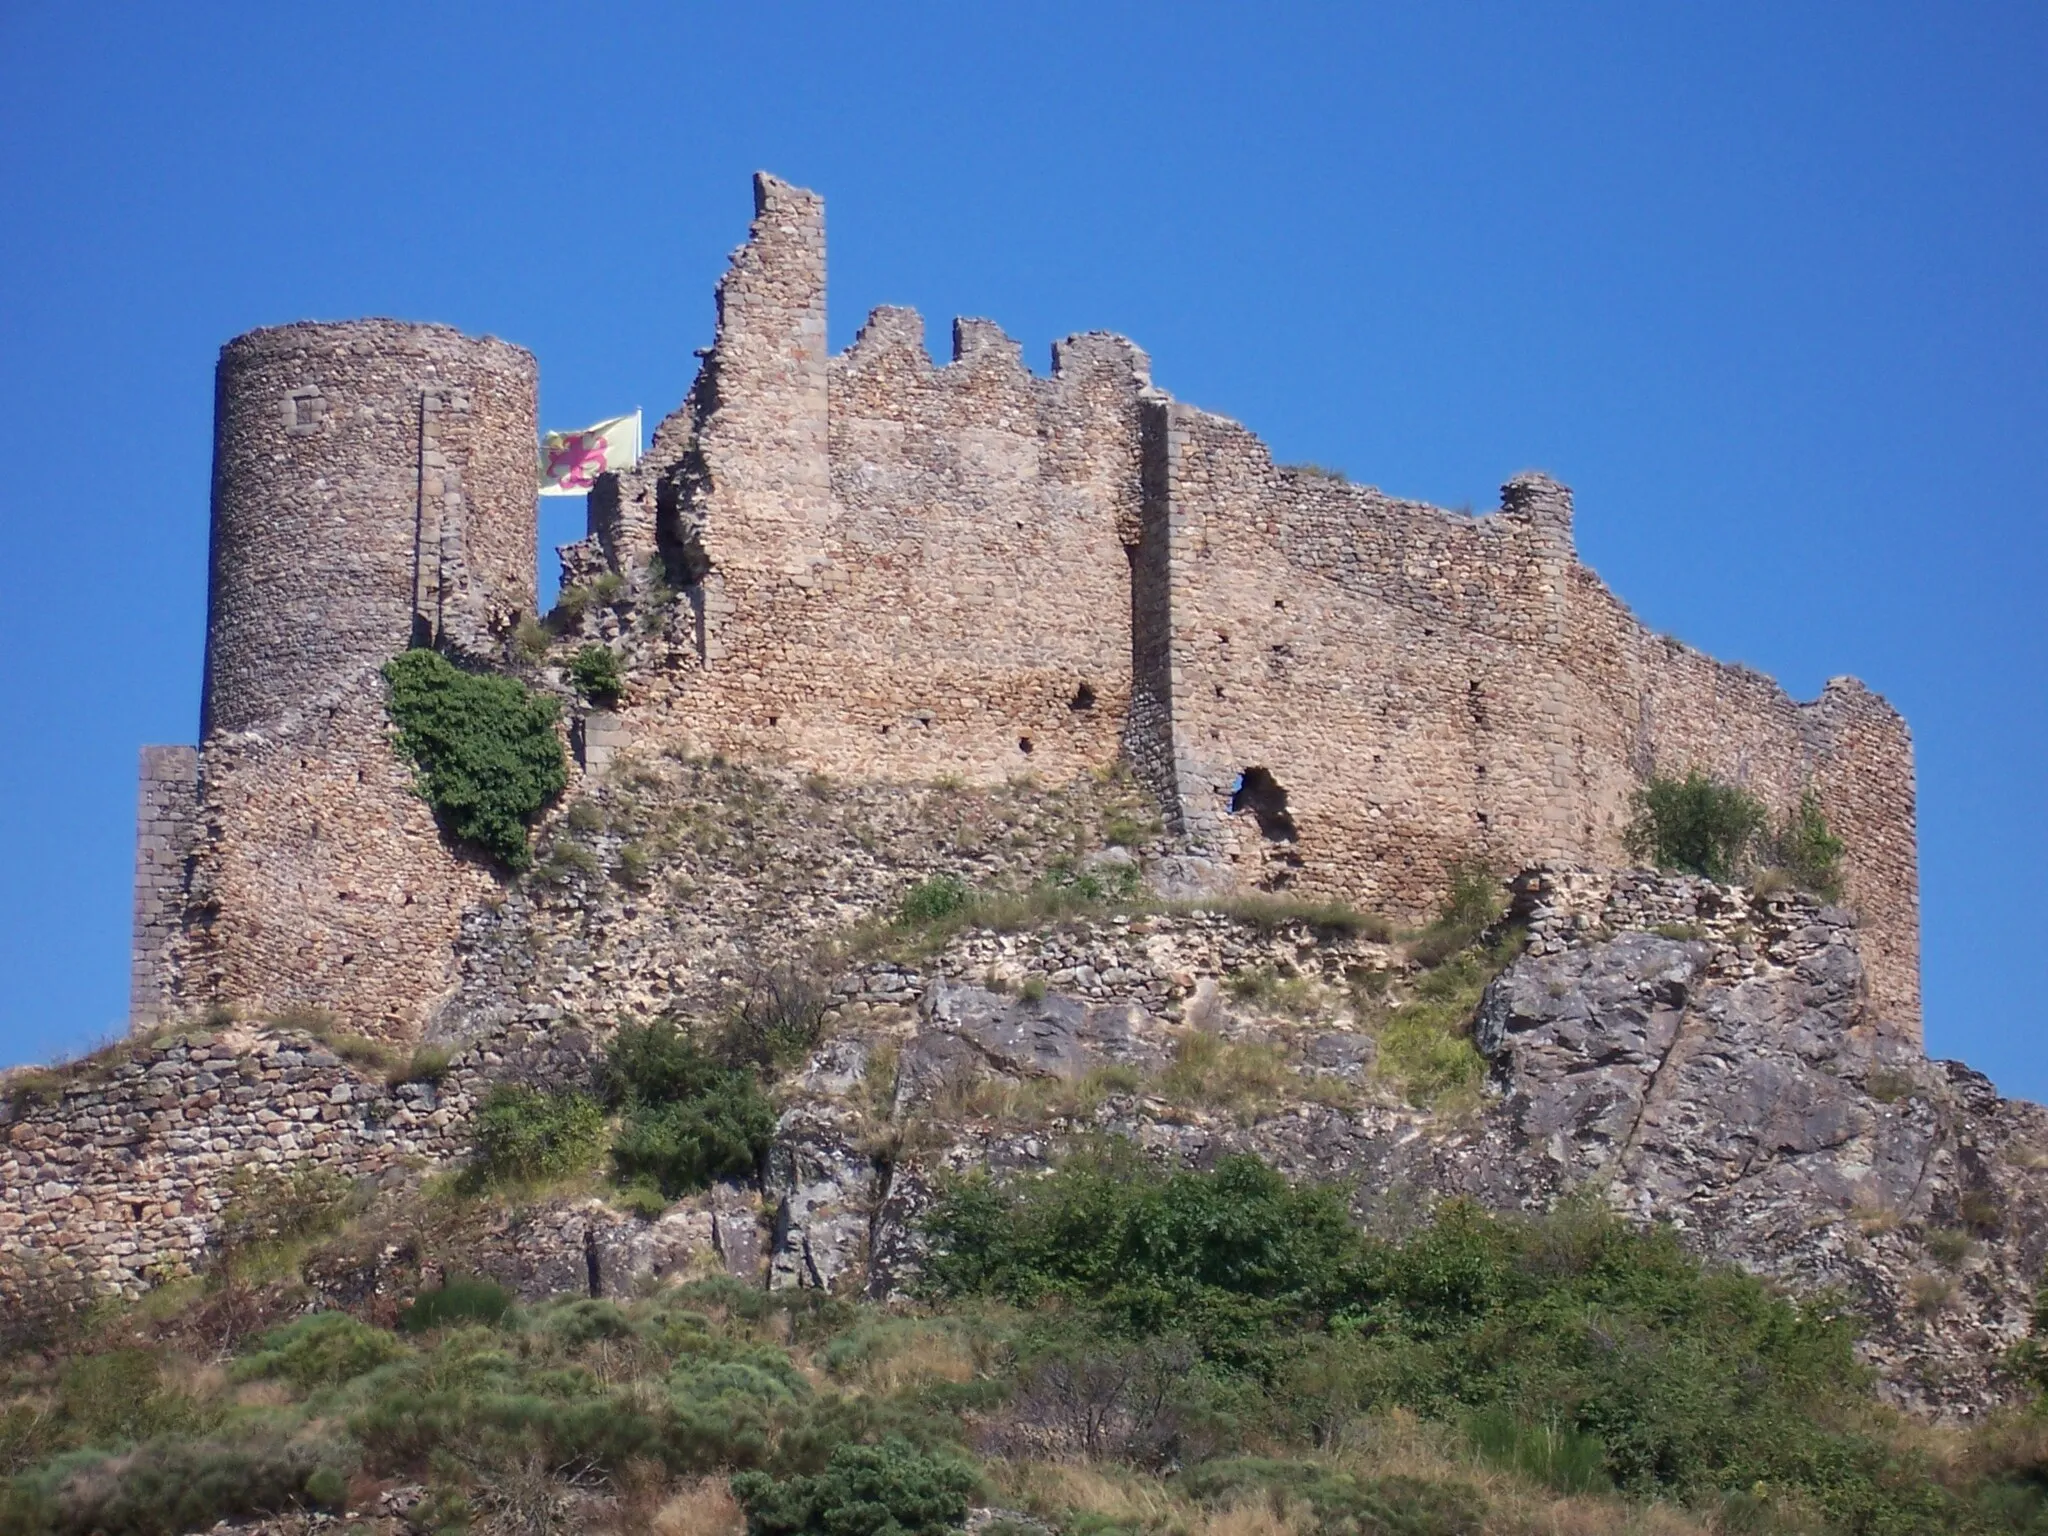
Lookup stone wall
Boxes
[129,746,198,1028]
[129,170,1921,1049]
[180,674,503,1041]
[597,174,1153,787]
[1130,401,1920,1035]
[161,319,543,1038]
[0,1016,596,1304]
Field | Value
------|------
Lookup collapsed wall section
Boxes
[1136,404,1920,1036]
[621,174,1148,784]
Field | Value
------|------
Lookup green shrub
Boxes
[6,1439,349,1536]
[898,877,971,927]
[1621,771,1769,882]
[568,643,624,703]
[730,1436,978,1536]
[396,1043,453,1086]
[920,1155,1970,1525]
[470,1084,606,1185]
[383,648,568,870]
[1771,788,1846,901]
[234,1312,409,1389]
[600,1022,776,1196]
[397,1277,514,1334]
[1404,864,1503,968]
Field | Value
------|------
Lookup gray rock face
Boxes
[788,888,2048,1417]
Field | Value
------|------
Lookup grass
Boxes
[1374,932,1525,1109]
[1155,1032,1293,1122]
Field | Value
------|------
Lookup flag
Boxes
[538,411,641,496]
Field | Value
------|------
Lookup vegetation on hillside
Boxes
[5,1150,2048,1536]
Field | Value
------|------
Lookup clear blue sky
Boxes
[1,3,2041,1096]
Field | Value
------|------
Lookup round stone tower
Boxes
[200,320,538,739]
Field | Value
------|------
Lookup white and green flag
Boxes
[538,410,641,495]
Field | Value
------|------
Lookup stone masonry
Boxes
[131,171,1921,1043]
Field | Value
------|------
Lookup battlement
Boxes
[130,172,1921,1044]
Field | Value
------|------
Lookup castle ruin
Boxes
[133,172,1921,1043]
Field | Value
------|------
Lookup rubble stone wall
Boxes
[200,319,537,738]
[1135,403,1920,1035]
[130,746,198,1028]
[183,676,500,1041]
[611,174,1151,786]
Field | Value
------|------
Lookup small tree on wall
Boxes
[1623,771,1846,898]
[382,649,567,870]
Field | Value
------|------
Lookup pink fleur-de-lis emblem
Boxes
[546,433,609,489]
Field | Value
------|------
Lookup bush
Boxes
[899,877,971,927]
[234,1312,409,1390]
[719,959,831,1071]
[920,1155,1975,1525]
[470,1084,606,1185]
[1771,788,1846,901]
[600,1022,776,1196]
[6,1439,349,1536]
[730,1436,978,1536]
[383,648,568,870]
[568,643,625,703]
[1404,864,1503,968]
[397,1277,514,1333]
[1622,771,1770,882]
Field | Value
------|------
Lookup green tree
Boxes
[1621,771,1769,881]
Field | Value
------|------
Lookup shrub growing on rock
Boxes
[600,1021,776,1196]
[567,643,624,704]
[470,1084,606,1185]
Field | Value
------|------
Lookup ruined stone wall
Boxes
[129,746,198,1028]
[610,174,1149,786]
[0,1019,591,1303]
[182,674,500,1041]
[1136,403,1921,1035]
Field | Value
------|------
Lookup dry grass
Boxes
[652,1479,746,1536]
[990,1411,1724,1536]
[1156,1030,1294,1121]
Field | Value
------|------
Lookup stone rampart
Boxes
[1129,402,1920,1034]
[128,170,1921,1049]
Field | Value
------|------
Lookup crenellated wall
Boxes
[608,174,1152,786]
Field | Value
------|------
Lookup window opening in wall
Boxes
[293,394,320,427]
[1229,767,1297,842]
[1018,736,1033,754]
[1069,682,1097,711]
